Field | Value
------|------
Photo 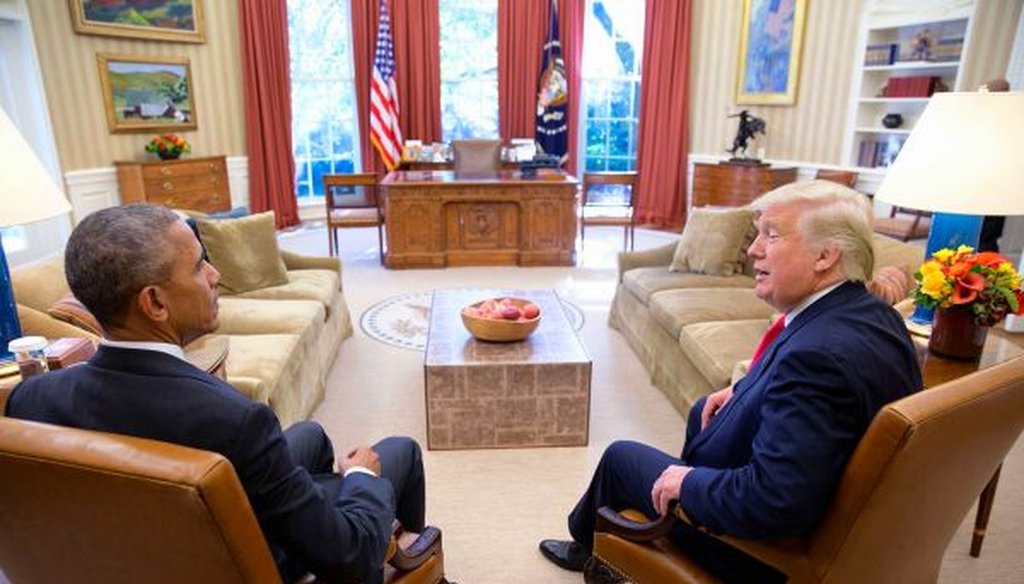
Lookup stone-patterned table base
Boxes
[425,289,592,450]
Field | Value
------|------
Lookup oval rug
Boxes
[360,289,585,351]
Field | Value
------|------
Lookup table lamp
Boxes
[874,92,1024,327]
[0,107,72,358]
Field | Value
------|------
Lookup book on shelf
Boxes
[884,75,942,98]
[857,139,903,168]
[864,43,899,66]
[930,37,963,62]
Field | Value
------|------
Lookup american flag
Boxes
[370,0,402,170]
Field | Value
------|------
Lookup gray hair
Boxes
[64,204,182,328]
[751,179,874,281]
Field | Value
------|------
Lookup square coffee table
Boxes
[424,288,592,450]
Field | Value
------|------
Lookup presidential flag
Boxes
[370,0,402,170]
[535,0,568,165]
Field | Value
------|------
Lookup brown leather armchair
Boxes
[588,355,1024,584]
[451,139,502,173]
[0,417,447,584]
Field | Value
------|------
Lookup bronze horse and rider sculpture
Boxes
[727,110,766,160]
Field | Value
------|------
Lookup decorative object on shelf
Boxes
[0,108,72,359]
[69,0,205,44]
[726,110,766,161]
[97,54,197,133]
[882,113,904,128]
[904,28,938,62]
[145,134,191,160]
[736,0,807,105]
[875,92,1024,329]
[913,245,1024,359]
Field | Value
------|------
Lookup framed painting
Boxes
[69,0,205,43]
[97,54,197,133]
[736,0,807,105]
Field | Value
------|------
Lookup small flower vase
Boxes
[157,151,180,161]
[928,307,988,360]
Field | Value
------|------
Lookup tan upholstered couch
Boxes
[608,233,924,416]
[11,250,353,428]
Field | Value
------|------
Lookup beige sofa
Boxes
[11,250,353,428]
[608,233,924,416]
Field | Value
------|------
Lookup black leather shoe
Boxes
[539,539,589,572]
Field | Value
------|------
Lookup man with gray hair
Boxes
[540,180,922,582]
[6,204,426,584]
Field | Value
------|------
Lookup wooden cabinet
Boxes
[381,170,578,269]
[692,162,797,207]
[115,155,230,213]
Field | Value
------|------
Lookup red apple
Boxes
[502,306,521,320]
[522,303,540,319]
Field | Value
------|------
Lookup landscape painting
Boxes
[70,0,205,43]
[97,54,197,133]
[736,0,807,105]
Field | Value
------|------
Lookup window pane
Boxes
[581,0,645,172]
[440,0,498,140]
[288,0,360,201]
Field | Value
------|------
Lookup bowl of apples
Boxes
[461,297,542,342]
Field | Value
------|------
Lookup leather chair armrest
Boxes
[670,505,809,574]
[280,250,341,274]
[388,525,443,572]
[616,242,677,281]
[596,506,675,541]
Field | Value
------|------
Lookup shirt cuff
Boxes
[343,465,378,478]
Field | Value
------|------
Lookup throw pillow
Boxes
[866,265,910,305]
[196,211,288,294]
[48,292,103,336]
[670,207,756,276]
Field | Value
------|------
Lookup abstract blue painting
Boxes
[737,0,807,105]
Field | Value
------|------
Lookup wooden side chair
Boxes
[580,171,638,251]
[323,173,384,262]
[0,417,448,584]
[874,205,932,242]
[586,355,1024,584]
[814,168,858,188]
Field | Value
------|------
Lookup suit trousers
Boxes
[279,422,427,583]
[566,397,784,584]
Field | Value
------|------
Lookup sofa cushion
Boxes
[47,293,103,336]
[197,211,288,294]
[11,257,69,313]
[623,267,755,305]
[872,233,924,280]
[679,319,769,390]
[226,270,340,316]
[670,207,755,276]
[649,288,775,340]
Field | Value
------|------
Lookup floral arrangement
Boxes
[914,245,1024,326]
[144,134,190,158]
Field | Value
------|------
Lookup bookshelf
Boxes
[843,2,976,170]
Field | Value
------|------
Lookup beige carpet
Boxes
[274,223,1024,584]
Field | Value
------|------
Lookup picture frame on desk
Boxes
[69,0,205,44]
[97,54,197,134]
[736,0,807,105]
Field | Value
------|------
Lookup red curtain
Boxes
[354,0,441,176]
[239,0,299,228]
[634,0,692,229]
[497,0,583,176]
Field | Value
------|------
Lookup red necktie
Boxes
[750,317,786,365]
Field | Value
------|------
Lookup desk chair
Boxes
[580,171,638,251]
[0,417,447,584]
[587,355,1024,584]
[873,205,932,242]
[451,139,502,173]
[814,169,858,188]
[324,173,384,262]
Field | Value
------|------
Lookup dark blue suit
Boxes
[6,346,425,584]
[569,282,922,582]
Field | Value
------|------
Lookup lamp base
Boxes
[909,212,984,328]
[1,232,22,360]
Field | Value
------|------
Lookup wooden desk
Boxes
[914,329,1024,557]
[381,169,579,269]
[692,162,797,207]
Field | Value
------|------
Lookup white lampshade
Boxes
[0,107,70,228]
[874,92,1024,216]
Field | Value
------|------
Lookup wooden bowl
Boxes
[461,298,541,342]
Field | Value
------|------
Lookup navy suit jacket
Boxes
[680,281,921,538]
[6,346,395,584]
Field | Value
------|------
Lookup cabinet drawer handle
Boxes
[160,167,172,176]
[162,181,174,191]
